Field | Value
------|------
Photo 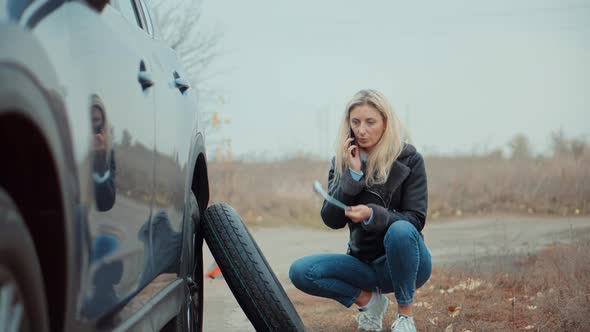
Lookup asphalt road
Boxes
[202,216,590,331]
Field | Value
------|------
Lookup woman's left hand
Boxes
[344,205,372,223]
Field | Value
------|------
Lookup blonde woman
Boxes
[90,98,116,212]
[289,89,431,332]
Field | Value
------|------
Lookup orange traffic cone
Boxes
[206,263,223,279]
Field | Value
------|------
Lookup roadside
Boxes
[202,216,590,331]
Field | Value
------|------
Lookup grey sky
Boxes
[199,0,590,159]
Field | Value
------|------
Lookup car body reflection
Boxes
[82,208,182,321]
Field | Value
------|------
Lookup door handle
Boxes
[138,60,154,90]
[138,71,154,90]
[173,71,190,94]
[174,78,190,94]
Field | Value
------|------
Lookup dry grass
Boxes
[426,156,590,219]
[287,240,590,332]
[208,155,590,227]
[205,154,590,330]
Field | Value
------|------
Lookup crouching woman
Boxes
[289,89,432,332]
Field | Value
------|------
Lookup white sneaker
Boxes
[355,293,389,331]
[390,314,416,332]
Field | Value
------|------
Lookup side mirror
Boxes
[86,0,109,12]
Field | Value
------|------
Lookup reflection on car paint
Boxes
[82,209,182,321]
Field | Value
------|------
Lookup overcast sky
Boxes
[198,0,590,159]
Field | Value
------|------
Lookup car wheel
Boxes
[203,203,305,332]
[0,188,50,332]
[162,194,204,332]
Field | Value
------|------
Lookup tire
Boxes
[0,188,50,332]
[203,203,305,332]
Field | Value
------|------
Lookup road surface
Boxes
[202,216,590,331]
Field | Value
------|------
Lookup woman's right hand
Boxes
[344,137,361,172]
[93,133,106,150]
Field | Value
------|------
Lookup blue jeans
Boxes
[289,220,432,307]
[91,233,119,262]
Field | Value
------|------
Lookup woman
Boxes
[90,99,117,212]
[289,89,431,332]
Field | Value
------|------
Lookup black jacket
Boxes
[320,143,428,262]
[94,149,117,212]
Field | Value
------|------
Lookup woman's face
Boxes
[349,103,385,151]
[91,108,104,134]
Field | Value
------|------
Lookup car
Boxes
[0,0,304,331]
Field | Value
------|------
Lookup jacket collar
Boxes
[362,143,414,206]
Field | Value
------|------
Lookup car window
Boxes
[136,0,154,36]
[111,0,143,29]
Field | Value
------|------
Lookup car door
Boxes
[32,1,159,320]
[135,0,198,282]
[81,0,164,321]
[96,0,192,323]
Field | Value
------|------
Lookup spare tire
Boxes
[203,203,305,332]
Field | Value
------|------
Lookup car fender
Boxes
[0,23,87,331]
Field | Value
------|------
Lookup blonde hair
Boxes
[90,95,112,162]
[333,89,406,187]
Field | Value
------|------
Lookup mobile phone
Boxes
[349,127,357,157]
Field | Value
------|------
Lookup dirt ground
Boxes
[201,216,590,331]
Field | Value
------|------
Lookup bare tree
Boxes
[148,0,222,93]
[549,129,588,159]
[550,128,569,157]
[121,129,132,147]
[508,133,532,159]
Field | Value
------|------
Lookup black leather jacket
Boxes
[320,143,428,262]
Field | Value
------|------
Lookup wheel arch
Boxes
[0,61,80,332]
[188,132,209,217]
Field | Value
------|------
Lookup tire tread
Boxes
[203,203,304,331]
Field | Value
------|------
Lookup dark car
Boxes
[0,1,304,331]
[1,0,209,330]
